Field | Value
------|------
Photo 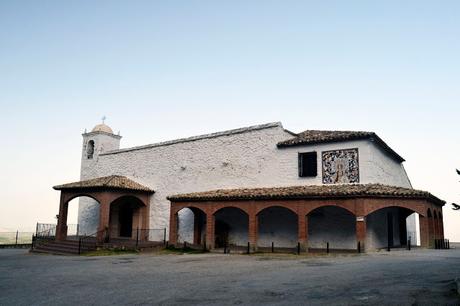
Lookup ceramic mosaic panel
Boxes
[322,148,359,184]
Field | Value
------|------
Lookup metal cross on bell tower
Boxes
[102,116,106,124]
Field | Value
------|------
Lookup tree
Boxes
[453,169,460,210]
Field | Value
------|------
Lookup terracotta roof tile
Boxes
[277,130,405,162]
[53,175,153,192]
[168,184,444,205]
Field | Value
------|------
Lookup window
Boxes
[87,140,95,159]
[298,152,317,177]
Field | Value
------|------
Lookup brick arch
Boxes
[110,194,148,207]
[171,204,208,216]
[63,192,101,205]
[211,205,249,216]
[256,205,298,216]
[305,203,356,217]
[365,203,426,217]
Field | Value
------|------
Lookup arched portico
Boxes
[168,184,445,252]
[53,176,153,242]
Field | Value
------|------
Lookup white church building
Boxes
[52,121,445,252]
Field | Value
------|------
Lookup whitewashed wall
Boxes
[77,122,414,245]
[78,131,121,235]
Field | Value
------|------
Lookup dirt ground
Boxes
[0,248,459,305]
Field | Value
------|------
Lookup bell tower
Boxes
[78,118,122,235]
[80,118,122,180]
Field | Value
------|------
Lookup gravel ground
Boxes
[0,248,459,305]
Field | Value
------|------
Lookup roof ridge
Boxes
[101,122,283,156]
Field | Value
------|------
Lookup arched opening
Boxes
[366,206,417,250]
[257,206,298,250]
[66,196,96,237]
[176,207,206,245]
[109,196,145,239]
[74,195,100,237]
[86,140,95,159]
[308,206,356,251]
[214,207,248,249]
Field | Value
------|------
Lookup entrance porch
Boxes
[53,175,153,243]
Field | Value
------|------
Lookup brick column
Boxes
[428,216,434,248]
[248,212,258,252]
[356,217,366,252]
[56,193,68,241]
[97,198,110,243]
[169,208,178,246]
[205,212,215,250]
[298,214,307,252]
[434,216,439,239]
[419,215,429,248]
[440,215,444,239]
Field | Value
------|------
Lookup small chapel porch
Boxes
[168,184,445,253]
[52,175,153,243]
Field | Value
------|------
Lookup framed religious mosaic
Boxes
[322,148,359,184]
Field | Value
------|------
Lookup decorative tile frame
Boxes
[322,148,359,184]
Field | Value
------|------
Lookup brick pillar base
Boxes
[205,213,215,250]
[298,214,307,252]
[169,209,178,246]
[356,217,366,252]
[419,215,430,248]
[97,200,110,243]
[249,213,258,252]
[56,194,68,241]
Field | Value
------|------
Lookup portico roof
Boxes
[168,184,444,205]
[53,175,153,192]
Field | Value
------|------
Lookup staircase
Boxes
[32,239,97,255]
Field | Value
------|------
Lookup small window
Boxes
[87,140,95,159]
[298,152,317,177]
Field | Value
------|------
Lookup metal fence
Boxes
[0,231,34,246]
[35,223,79,237]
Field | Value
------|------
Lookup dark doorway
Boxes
[387,213,394,247]
[119,205,133,237]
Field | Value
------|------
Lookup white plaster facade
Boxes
[77,122,416,247]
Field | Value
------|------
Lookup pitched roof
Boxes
[101,122,286,156]
[53,175,153,192]
[168,184,444,205]
[277,130,405,162]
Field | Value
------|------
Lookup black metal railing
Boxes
[35,223,80,237]
[434,239,450,249]
[78,229,109,254]
[31,227,56,250]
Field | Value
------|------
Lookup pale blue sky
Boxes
[0,1,459,239]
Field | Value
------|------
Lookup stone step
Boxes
[33,245,80,255]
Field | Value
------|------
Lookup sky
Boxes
[0,1,459,239]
